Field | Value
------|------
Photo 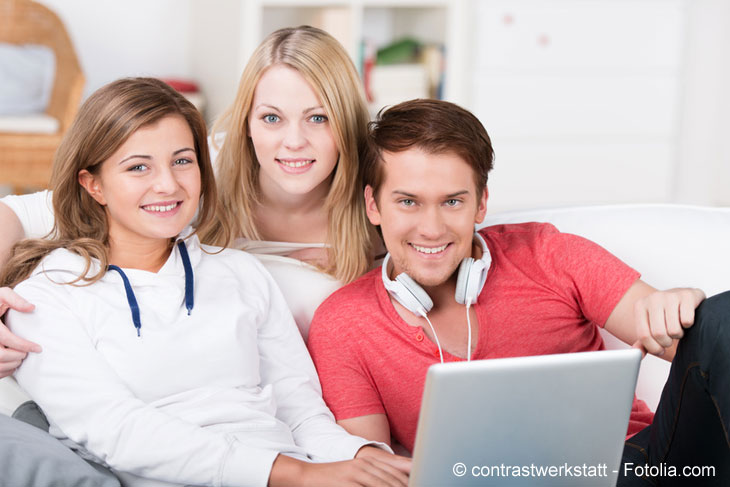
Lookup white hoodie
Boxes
[8,235,378,487]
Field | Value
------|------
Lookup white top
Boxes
[0,190,342,339]
[7,235,380,487]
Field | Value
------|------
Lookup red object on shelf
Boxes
[160,78,199,93]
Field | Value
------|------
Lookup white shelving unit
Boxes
[190,0,467,123]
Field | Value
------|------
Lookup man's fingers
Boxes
[0,324,42,353]
[631,340,647,359]
[647,303,673,348]
[664,306,684,339]
[634,302,665,356]
[678,290,702,328]
[639,335,665,356]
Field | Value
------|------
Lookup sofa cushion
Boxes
[0,43,55,116]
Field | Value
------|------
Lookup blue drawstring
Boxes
[108,265,142,337]
[177,241,194,316]
[108,240,195,337]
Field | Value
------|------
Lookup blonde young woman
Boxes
[1,77,408,487]
[0,26,376,373]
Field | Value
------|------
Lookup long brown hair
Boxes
[0,77,221,289]
[202,26,374,283]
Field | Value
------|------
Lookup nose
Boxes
[418,205,446,240]
[283,122,307,151]
[152,165,178,194]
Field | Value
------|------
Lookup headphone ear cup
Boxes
[455,257,488,305]
[454,258,474,305]
[394,273,433,315]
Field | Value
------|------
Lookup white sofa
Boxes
[480,203,730,410]
[1,203,729,415]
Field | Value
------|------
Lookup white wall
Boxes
[674,0,730,207]
[37,0,194,99]
[28,0,730,210]
[468,0,685,212]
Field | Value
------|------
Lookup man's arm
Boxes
[604,279,705,361]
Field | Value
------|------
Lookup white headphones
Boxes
[381,232,491,317]
[381,232,491,363]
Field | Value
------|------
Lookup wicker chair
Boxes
[0,0,84,192]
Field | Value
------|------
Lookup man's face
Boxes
[365,147,488,289]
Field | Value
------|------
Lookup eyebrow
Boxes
[391,190,470,198]
[254,103,324,114]
[118,147,195,165]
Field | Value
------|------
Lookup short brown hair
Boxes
[362,99,494,198]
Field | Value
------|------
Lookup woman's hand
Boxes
[269,449,410,487]
[354,446,411,476]
[0,287,39,378]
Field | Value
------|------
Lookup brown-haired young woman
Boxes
[2,77,408,487]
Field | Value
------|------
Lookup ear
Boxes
[474,185,488,224]
[78,169,107,206]
[364,185,381,226]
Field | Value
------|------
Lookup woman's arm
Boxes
[250,257,404,464]
[250,256,409,485]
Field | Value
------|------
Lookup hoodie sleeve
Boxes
[8,277,278,487]
[248,257,391,461]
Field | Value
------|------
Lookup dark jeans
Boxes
[619,291,730,486]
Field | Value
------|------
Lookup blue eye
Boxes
[128,164,147,172]
[263,114,280,123]
[309,114,327,123]
[445,199,461,207]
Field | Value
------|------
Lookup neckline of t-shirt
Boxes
[373,269,484,362]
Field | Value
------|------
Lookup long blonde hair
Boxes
[0,78,221,289]
[202,26,374,283]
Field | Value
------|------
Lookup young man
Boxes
[307,99,729,485]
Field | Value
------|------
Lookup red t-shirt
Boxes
[308,223,654,453]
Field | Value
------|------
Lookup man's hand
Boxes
[605,280,706,361]
[632,287,705,357]
[0,287,39,378]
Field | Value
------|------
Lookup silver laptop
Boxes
[409,349,642,486]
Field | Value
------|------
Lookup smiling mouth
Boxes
[410,243,450,255]
[277,159,314,168]
[141,202,181,213]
